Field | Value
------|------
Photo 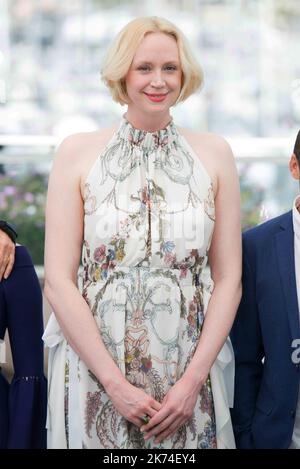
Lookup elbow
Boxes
[214,274,242,308]
[231,271,242,305]
[44,273,60,303]
[227,277,242,308]
[44,278,53,304]
[44,273,75,303]
[236,280,242,305]
[214,272,242,292]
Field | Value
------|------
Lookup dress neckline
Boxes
[122,113,174,133]
[118,113,178,150]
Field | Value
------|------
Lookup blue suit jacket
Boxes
[230,211,300,448]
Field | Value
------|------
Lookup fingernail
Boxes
[140,426,145,432]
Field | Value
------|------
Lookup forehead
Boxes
[133,32,179,62]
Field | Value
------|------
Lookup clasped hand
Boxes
[140,377,201,444]
[109,376,201,444]
[107,379,162,429]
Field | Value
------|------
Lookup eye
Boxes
[165,65,177,71]
[137,65,151,71]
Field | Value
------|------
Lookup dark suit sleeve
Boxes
[0,221,18,243]
[230,238,264,449]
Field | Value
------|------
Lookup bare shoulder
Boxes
[201,133,235,166]
[54,126,117,164]
[178,127,234,162]
[52,126,117,192]
[177,127,235,196]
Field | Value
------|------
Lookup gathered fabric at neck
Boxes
[118,114,179,151]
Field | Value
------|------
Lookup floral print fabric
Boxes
[47,114,220,448]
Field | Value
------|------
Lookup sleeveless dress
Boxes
[43,115,236,449]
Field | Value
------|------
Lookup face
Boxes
[289,153,300,182]
[125,32,182,118]
[289,153,300,211]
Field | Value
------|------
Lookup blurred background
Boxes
[1,0,300,374]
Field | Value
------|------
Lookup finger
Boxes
[147,407,158,418]
[144,413,177,441]
[151,400,162,412]
[141,398,162,424]
[154,417,184,443]
[133,416,145,428]
[168,420,187,440]
[10,249,15,268]
[136,405,159,430]
[0,256,9,281]
[4,254,14,279]
[140,407,170,433]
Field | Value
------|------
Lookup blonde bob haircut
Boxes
[101,16,203,106]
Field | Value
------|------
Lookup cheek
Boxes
[167,73,182,90]
[170,81,181,97]
[126,73,149,93]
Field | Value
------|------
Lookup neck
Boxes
[296,195,300,214]
[124,107,172,132]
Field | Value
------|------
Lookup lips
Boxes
[146,93,167,96]
[144,93,168,102]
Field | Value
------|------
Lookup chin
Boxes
[145,106,170,115]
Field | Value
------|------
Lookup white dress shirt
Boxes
[290,196,300,448]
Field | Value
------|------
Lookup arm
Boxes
[0,222,16,280]
[141,136,242,443]
[44,135,161,427]
[230,238,264,449]
[185,137,242,382]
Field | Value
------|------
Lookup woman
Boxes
[43,16,241,449]
[0,235,47,448]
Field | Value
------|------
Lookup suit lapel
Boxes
[275,212,300,342]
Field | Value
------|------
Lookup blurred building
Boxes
[0,0,299,137]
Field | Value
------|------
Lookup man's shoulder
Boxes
[243,211,292,246]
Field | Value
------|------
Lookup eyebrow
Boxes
[135,60,180,66]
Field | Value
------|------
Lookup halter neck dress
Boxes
[43,114,235,449]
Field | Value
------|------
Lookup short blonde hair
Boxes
[101,16,203,106]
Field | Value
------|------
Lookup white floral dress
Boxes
[43,114,235,449]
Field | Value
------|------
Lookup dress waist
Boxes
[80,263,208,288]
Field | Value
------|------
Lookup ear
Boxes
[289,153,300,180]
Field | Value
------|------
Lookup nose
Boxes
[150,72,166,88]
[151,81,165,88]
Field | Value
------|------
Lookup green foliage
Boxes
[0,171,47,264]
[240,181,263,231]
